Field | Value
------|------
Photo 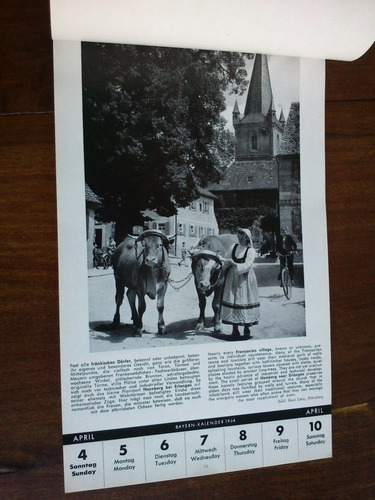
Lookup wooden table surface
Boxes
[1,2,374,498]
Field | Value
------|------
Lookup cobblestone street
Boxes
[89,260,305,352]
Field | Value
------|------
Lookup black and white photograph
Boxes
[82,43,305,352]
[50,1,346,491]
[34,0,375,494]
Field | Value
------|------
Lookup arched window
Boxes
[252,132,258,150]
[277,134,280,150]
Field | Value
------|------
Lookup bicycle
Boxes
[93,247,110,269]
[277,252,295,300]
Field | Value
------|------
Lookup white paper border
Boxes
[51,0,374,61]
[54,41,331,436]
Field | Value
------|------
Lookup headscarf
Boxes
[237,227,253,247]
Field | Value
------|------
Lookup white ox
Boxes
[191,234,237,333]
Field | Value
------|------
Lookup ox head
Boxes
[191,249,223,295]
[135,230,172,269]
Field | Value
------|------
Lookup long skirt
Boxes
[221,268,260,326]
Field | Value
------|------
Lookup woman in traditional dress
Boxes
[221,228,260,339]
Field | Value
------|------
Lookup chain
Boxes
[168,272,193,284]
[167,272,194,291]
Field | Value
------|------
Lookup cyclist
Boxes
[276,226,297,285]
[107,236,116,252]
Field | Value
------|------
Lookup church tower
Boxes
[233,54,284,160]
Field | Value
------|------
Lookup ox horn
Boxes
[168,234,177,245]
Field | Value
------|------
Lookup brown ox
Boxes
[112,230,172,335]
[191,234,237,333]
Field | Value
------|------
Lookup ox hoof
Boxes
[214,327,223,334]
[195,322,204,332]
[158,326,167,335]
[132,325,143,337]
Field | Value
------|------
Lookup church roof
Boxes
[279,102,300,155]
[208,160,278,191]
[244,54,273,117]
[233,100,240,114]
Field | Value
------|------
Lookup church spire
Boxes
[232,99,240,125]
[244,54,273,117]
[279,108,286,130]
[233,53,284,160]
[270,96,276,116]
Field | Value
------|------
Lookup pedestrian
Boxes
[220,228,260,339]
[178,242,188,267]
[276,226,297,285]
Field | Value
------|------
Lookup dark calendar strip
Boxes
[63,405,331,445]
[63,411,332,492]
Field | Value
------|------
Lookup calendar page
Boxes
[54,40,331,493]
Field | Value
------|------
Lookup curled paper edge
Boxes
[50,0,375,61]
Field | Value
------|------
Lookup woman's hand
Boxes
[218,256,230,265]
[218,255,235,266]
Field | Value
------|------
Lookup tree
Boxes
[82,43,249,241]
[212,127,236,172]
[259,212,279,253]
[215,206,275,232]
[259,212,279,234]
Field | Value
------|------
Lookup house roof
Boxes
[279,102,300,155]
[142,209,169,222]
[85,183,101,205]
[142,187,216,221]
[208,160,278,191]
[197,187,217,200]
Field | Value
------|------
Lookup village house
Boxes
[144,187,219,256]
[85,183,115,268]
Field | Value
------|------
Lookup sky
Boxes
[221,54,300,132]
